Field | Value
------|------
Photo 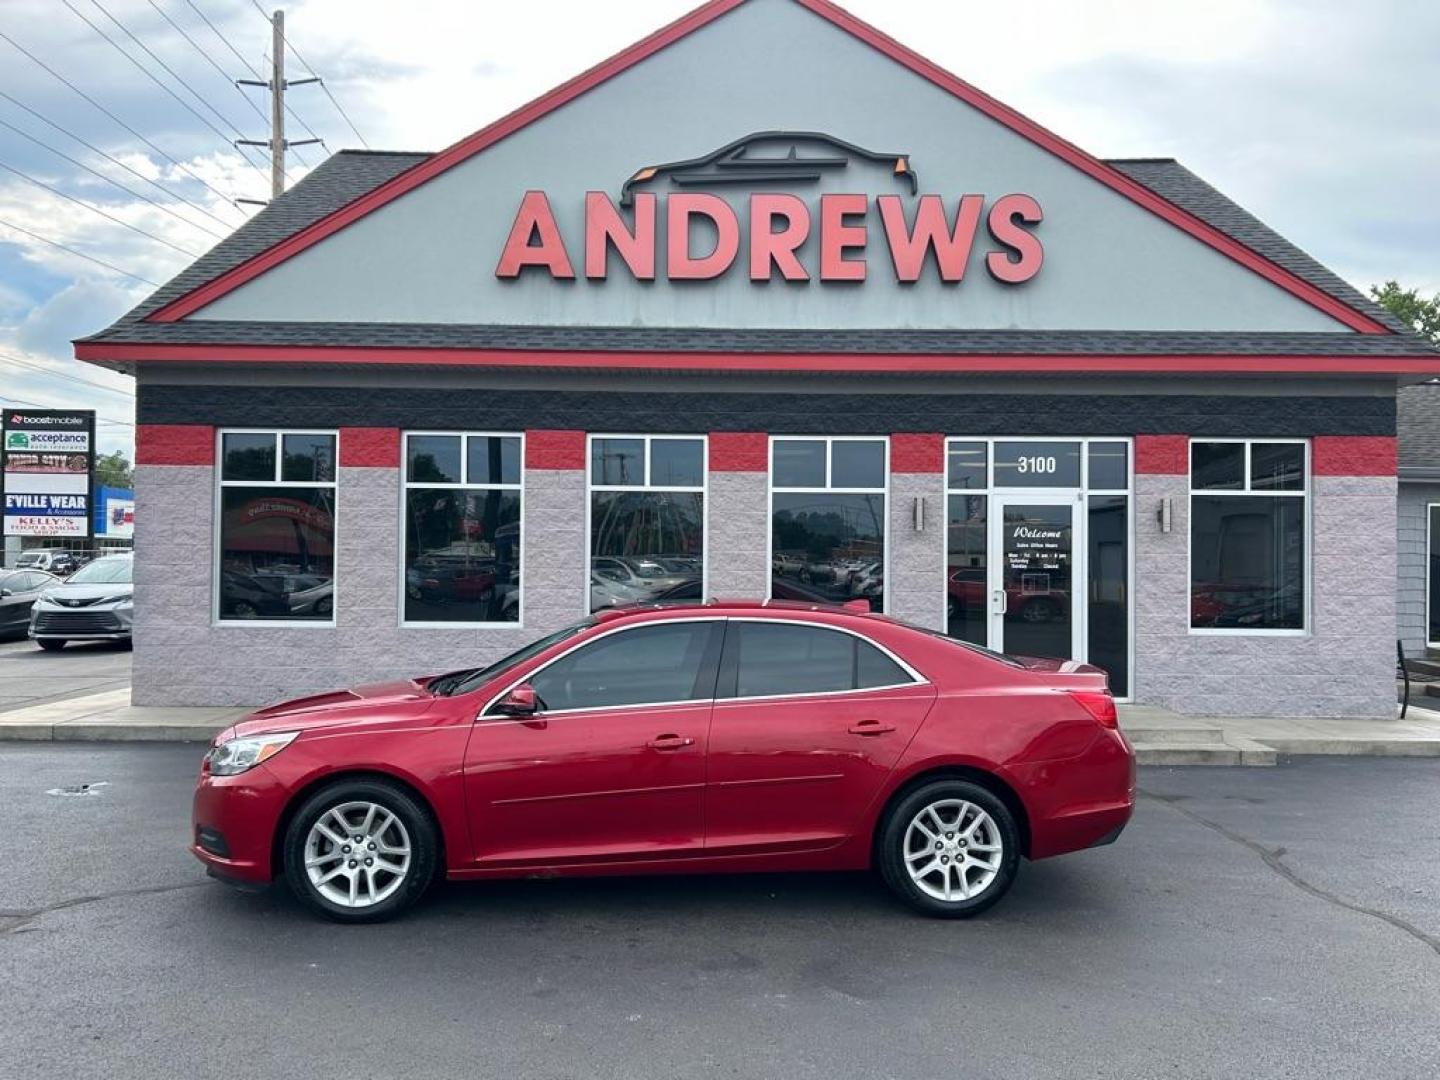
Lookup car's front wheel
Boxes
[282,778,438,922]
[878,780,1020,918]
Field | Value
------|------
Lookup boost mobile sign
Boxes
[2,409,95,538]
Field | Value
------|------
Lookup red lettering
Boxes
[667,193,740,279]
[985,193,1044,283]
[584,192,655,279]
[495,191,574,279]
[819,193,868,281]
[878,193,984,283]
[749,193,810,281]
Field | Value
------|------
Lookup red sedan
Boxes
[192,600,1133,922]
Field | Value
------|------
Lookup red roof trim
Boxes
[74,341,1440,375]
[142,0,1388,334]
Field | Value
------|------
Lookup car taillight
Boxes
[1066,689,1118,730]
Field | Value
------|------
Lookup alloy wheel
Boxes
[304,800,412,909]
[902,799,1003,902]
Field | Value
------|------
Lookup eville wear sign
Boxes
[2,409,95,538]
[495,132,1044,285]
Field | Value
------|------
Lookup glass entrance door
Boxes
[989,496,1078,661]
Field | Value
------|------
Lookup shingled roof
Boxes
[1399,382,1440,472]
[79,150,1437,359]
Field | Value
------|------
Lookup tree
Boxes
[94,451,133,490]
[1369,280,1440,345]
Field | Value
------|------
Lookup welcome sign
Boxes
[2,409,95,538]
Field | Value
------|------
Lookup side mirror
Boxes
[493,683,540,717]
[0,588,10,597]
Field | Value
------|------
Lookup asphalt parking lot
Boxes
[1,746,1437,1080]
[0,637,132,713]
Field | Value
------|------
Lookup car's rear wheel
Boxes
[282,779,438,923]
[36,639,65,652]
[878,780,1020,918]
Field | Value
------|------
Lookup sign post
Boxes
[2,409,96,542]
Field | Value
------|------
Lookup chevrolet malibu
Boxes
[192,600,1133,922]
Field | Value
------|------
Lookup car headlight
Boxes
[115,597,133,610]
[205,731,299,776]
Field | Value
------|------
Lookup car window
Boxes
[527,621,720,712]
[64,558,132,585]
[728,622,914,698]
[18,572,44,591]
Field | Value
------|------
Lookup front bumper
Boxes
[30,607,132,640]
[190,760,290,885]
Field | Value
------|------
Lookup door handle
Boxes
[646,734,694,750]
[848,720,896,736]
[993,588,1008,615]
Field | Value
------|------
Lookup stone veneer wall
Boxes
[1131,436,1397,719]
[134,426,1398,716]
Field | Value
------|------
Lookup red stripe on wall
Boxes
[1312,435,1397,476]
[709,431,767,471]
[135,424,213,466]
[890,433,943,473]
[339,427,400,468]
[525,429,586,470]
[1135,435,1189,475]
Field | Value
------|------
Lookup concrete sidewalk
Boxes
[4,688,1440,765]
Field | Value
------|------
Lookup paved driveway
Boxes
[1,747,1437,1080]
[0,638,131,713]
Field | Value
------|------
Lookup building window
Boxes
[1190,440,1307,633]
[771,437,887,612]
[217,430,336,622]
[1428,505,1440,648]
[588,435,705,611]
[403,432,522,625]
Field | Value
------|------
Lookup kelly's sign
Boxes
[493,132,1042,286]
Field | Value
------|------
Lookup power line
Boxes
[0,353,135,398]
[0,215,161,286]
[0,29,248,216]
[0,158,201,258]
[149,0,316,170]
[253,0,369,148]
[61,0,274,186]
[0,113,225,241]
[0,87,237,233]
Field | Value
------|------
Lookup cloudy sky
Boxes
[2,0,1436,460]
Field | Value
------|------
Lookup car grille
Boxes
[33,611,123,634]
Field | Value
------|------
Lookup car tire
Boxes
[232,601,258,618]
[283,778,439,923]
[36,639,65,652]
[877,779,1021,918]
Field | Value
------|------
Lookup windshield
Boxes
[65,558,133,585]
[430,619,595,697]
[16,553,41,566]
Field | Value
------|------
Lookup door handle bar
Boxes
[848,721,896,736]
[646,734,694,750]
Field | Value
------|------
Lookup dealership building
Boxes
[76,0,1439,711]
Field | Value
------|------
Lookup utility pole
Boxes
[236,9,321,204]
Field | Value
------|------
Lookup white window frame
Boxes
[214,428,339,628]
[399,430,525,629]
[1187,438,1310,637]
[1426,503,1440,650]
[586,433,709,613]
[768,435,890,614]
[942,437,1135,700]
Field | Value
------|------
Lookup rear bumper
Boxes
[1009,729,1136,860]
[190,762,289,885]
